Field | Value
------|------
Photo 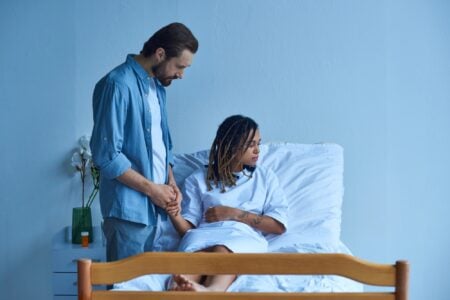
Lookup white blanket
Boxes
[114,241,362,292]
[114,143,363,292]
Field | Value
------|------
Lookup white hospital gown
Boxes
[178,165,288,253]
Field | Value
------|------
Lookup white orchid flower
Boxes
[83,154,92,162]
[79,135,91,151]
[71,135,100,208]
[71,151,83,171]
[81,147,92,160]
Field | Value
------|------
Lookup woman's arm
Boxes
[204,206,286,235]
[169,171,203,237]
[169,213,195,237]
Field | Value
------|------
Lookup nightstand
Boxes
[52,226,106,299]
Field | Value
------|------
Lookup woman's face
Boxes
[237,129,261,169]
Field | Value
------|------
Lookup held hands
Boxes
[167,182,182,216]
[116,168,182,217]
[148,183,181,216]
[204,205,242,222]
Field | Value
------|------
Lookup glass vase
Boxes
[72,207,93,244]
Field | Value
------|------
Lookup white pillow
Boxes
[258,143,343,250]
[154,143,343,251]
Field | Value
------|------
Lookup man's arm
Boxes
[117,168,177,210]
[166,165,182,216]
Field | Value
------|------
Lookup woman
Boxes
[169,115,288,292]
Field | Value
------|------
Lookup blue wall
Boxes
[1,1,449,299]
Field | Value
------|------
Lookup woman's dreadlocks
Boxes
[206,115,258,192]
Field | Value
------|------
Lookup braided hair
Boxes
[206,115,259,192]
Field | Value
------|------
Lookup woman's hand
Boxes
[166,166,182,216]
[204,205,240,222]
[205,205,286,235]
[166,182,182,216]
[148,183,177,209]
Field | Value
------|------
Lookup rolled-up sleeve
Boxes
[90,79,131,179]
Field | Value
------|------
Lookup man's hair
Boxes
[206,115,258,192]
[141,22,198,58]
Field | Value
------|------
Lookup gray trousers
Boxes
[102,217,157,262]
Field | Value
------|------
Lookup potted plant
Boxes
[70,135,100,244]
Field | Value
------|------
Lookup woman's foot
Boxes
[172,274,209,291]
[167,276,179,291]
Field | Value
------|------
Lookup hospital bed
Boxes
[77,143,409,299]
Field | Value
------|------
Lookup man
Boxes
[90,22,198,262]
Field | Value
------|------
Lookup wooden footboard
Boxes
[78,252,408,300]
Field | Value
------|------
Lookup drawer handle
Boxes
[72,258,102,263]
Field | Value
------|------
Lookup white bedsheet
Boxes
[113,241,362,292]
[113,143,363,292]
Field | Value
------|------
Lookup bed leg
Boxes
[78,259,92,300]
[395,260,409,300]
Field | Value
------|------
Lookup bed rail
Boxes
[78,252,408,300]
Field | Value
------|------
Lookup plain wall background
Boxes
[1,0,449,299]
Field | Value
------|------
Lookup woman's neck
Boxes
[232,163,244,173]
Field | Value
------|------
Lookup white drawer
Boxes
[53,273,107,295]
[52,248,105,272]
[53,273,78,295]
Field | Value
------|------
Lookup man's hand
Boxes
[204,205,241,222]
[165,182,182,216]
[166,166,182,216]
[116,168,181,216]
[148,183,177,210]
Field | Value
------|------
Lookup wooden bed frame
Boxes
[78,252,408,300]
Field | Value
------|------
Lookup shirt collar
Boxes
[232,165,256,179]
[126,54,164,88]
[126,54,149,82]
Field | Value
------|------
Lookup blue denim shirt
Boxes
[90,54,173,226]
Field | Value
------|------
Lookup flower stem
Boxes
[80,171,85,208]
[86,188,98,207]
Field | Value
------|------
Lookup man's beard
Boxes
[152,60,177,87]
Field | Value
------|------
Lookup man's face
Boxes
[152,49,194,86]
